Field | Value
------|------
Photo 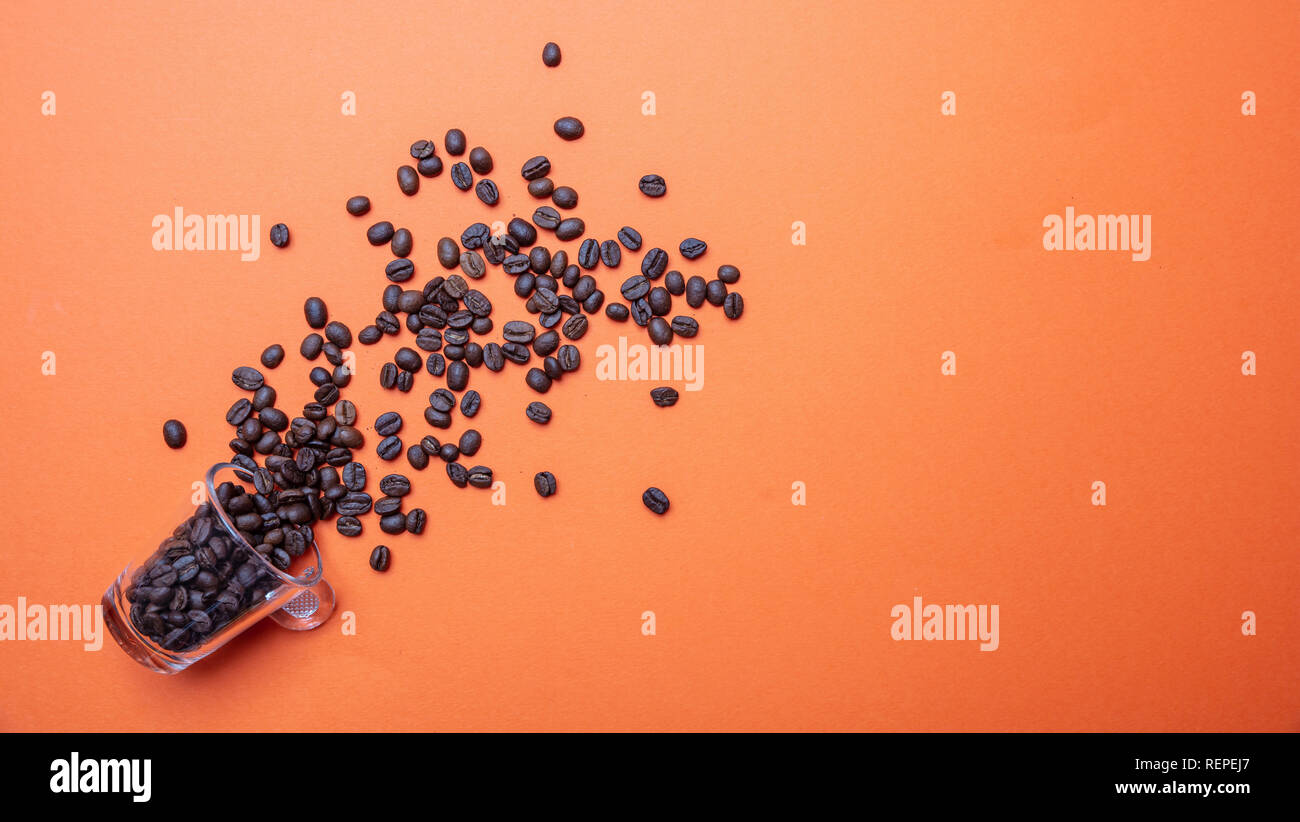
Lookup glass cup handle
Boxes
[269,577,336,631]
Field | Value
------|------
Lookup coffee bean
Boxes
[466,465,492,488]
[451,162,473,190]
[642,487,670,514]
[310,366,332,386]
[314,383,339,405]
[393,348,421,373]
[256,345,284,370]
[724,292,744,319]
[322,342,344,365]
[346,195,371,216]
[252,385,277,412]
[269,223,290,248]
[416,329,443,352]
[376,435,403,461]
[461,390,481,417]
[446,462,468,488]
[475,179,499,206]
[620,275,651,300]
[631,298,653,326]
[553,117,584,140]
[333,425,364,449]
[404,508,427,535]
[522,156,551,180]
[706,279,728,306]
[260,407,288,432]
[338,492,373,516]
[162,419,187,449]
[504,254,532,275]
[358,325,381,345]
[482,343,505,371]
[375,411,403,437]
[532,471,557,498]
[639,174,666,197]
[342,462,367,491]
[458,429,482,456]
[605,303,630,322]
[714,264,740,284]
[444,129,466,155]
[533,330,560,356]
[391,228,413,257]
[418,155,444,177]
[542,41,561,66]
[367,221,395,245]
[543,356,563,380]
[685,276,707,308]
[382,285,401,312]
[502,342,531,364]
[398,165,419,195]
[468,146,493,174]
[670,316,699,338]
[386,259,415,282]
[648,317,673,346]
[558,216,589,241]
[334,400,357,427]
[680,238,707,260]
[616,226,643,251]
[664,270,685,295]
[532,207,561,230]
[461,222,490,249]
[304,297,328,329]
[577,238,599,269]
[527,247,550,275]
[376,312,401,335]
[337,516,362,537]
[504,218,537,248]
[526,401,552,424]
[641,248,668,279]
[438,442,460,463]
[650,387,680,407]
[552,186,578,209]
[232,366,264,391]
[226,398,252,425]
[562,314,588,340]
[379,473,412,496]
[556,345,580,372]
[526,368,552,393]
[460,251,486,279]
[418,435,441,456]
[528,178,554,198]
[426,353,446,376]
[369,545,391,572]
[648,287,672,316]
[324,321,352,349]
[596,240,620,268]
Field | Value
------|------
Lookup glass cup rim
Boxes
[206,462,324,588]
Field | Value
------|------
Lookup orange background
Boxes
[1,0,1297,731]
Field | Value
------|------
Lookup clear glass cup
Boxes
[102,462,335,673]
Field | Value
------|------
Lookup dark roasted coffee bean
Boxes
[529,246,551,274]
[375,411,403,437]
[536,274,558,292]
[556,345,580,372]
[555,217,584,241]
[410,139,437,160]
[239,416,262,442]
[542,41,561,66]
[359,325,382,344]
[620,275,650,300]
[543,356,563,380]
[651,387,680,407]
[314,383,339,405]
[226,398,253,426]
[346,195,371,216]
[680,238,707,260]
[419,435,441,456]
[553,117,584,140]
[572,275,596,302]
[339,491,373,517]
[377,311,402,334]
[562,314,588,340]
[444,128,466,155]
[605,302,630,322]
[405,509,427,535]
[552,186,578,209]
[301,333,324,360]
[398,290,426,314]
[260,344,285,370]
[407,444,429,470]
[325,321,352,349]
[642,487,670,514]
[446,462,468,488]
[395,370,414,392]
[500,218,535,249]
[461,389,481,417]
[521,155,551,181]
[232,366,264,391]
[416,328,443,352]
[426,352,446,376]
[322,342,344,365]
[503,320,535,344]
[310,366,332,386]
[638,174,666,197]
[582,290,605,313]
[379,474,412,497]
[334,516,361,537]
[493,233,520,257]
[162,419,187,449]
[631,298,652,326]
[451,162,473,190]
[458,429,482,457]
[600,240,621,268]
[461,222,490,250]
[460,250,486,279]
[367,221,395,245]
[468,146,493,174]
[648,317,673,346]
[369,545,391,572]
[670,316,699,338]
[503,254,531,275]
[394,347,422,373]
[303,296,329,328]
[482,343,505,372]
[723,291,744,319]
[334,399,357,427]
[386,258,415,282]
[533,330,560,356]
[526,368,551,393]
[438,442,460,463]
[577,238,599,269]
[532,207,561,230]
[397,165,419,196]
[446,361,469,391]
[382,284,402,312]
[557,294,581,315]
[526,401,552,424]
[459,465,491,489]
[502,342,531,364]
[706,279,727,306]
[377,435,403,461]
[379,513,407,534]
[539,310,561,329]
[303,402,329,421]
[641,248,668,279]
[417,154,444,177]
[269,222,290,248]
[443,273,469,299]
[648,287,672,316]
[616,226,643,251]
[527,177,555,198]
[444,328,469,345]
[391,228,413,257]
[475,178,499,206]
[549,249,569,277]
[260,407,288,432]
[664,270,685,295]
[685,275,707,308]
[533,288,559,313]
[342,462,367,491]
[716,264,740,284]
[533,471,557,497]
[374,496,402,516]
[514,273,536,297]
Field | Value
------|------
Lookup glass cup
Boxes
[103,462,335,673]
